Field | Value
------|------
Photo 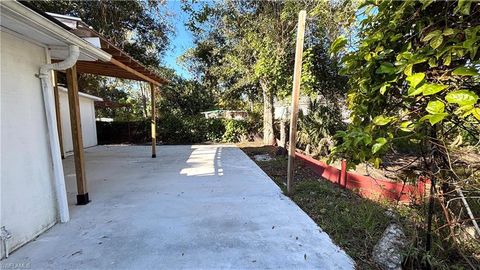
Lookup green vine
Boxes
[331,0,479,167]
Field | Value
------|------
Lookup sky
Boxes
[162,1,195,79]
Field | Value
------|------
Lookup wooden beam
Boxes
[66,65,89,205]
[286,10,307,195]
[75,61,144,81]
[110,58,162,86]
[150,83,157,158]
[52,71,65,159]
[103,48,123,56]
[115,55,132,62]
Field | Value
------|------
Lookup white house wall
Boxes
[58,88,99,153]
[0,31,58,256]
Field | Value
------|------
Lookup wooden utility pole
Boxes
[52,71,65,159]
[287,10,307,195]
[66,65,89,205]
[150,83,157,158]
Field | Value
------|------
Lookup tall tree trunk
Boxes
[261,80,276,145]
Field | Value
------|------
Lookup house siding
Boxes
[0,31,58,257]
[58,87,99,153]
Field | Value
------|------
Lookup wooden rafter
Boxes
[68,23,168,85]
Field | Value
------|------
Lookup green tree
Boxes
[183,0,355,145]
[31,0,171,66]
[332,0,479,267]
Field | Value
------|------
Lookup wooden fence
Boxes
[295,151,429,203]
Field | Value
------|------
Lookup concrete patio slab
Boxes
[4,145,354,269]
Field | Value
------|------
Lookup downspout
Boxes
[38,45,80,223]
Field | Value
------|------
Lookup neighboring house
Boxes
[274,95,311,120]
[0,1,165,259]
[58,86,102,154]
[202,110,248,120]
[274,95,351,123]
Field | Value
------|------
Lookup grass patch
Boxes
[241,145,391,269]
[292,180,390,269]
[240,144,479,269]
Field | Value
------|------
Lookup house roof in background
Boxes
[57,86,103,102]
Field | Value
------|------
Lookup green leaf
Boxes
[428,113,448,125]
[457,104,474,112]
[400,121,414,132]
[444,54,451,66]
[364,53,373,61]
[406,73,425,88]
[421,83,448,96]
[420,113,448,125]
[408,86,423,96]
[454,0,472,15]
[330,36,347,54]
[376,62,396,75]
[455,105,474,118]
[471,108,480,120]
[380,83,390,95]
[403,64,413,76]
[452,67,479,76]
[459,105,475,117]
[373,157,381,168]
[426,100,445,114]
[443,28,455,36]
[430,35,443,49]
[445,90,479,106]
[422,30,442,42]
[428,58,437,67]
[372,138,387,154]
[463,38,476,50]
[373,115,391,126]
[421,0,434,10]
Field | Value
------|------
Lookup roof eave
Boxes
[1,1,111,62]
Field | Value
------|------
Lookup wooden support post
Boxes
[286,10,307,195]
[52,71,65,159]
[279,120,287,149]
[150,83,156,158]
[340,159,347,187]
[66,65,89,205]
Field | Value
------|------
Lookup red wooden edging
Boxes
[295,151,428,203]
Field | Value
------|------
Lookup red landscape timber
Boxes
[295,151,429,203]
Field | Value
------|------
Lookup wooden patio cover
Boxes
[70,21,167,86]
[52,19,165,205]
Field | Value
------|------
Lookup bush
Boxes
[204,118,226,142]
[98,112,258,145]
[96,120,149,144]
[158,112,254,144]
[297,99,346,157]
[158,113,190,144]
[222,119,249,143]
[245,110,263,136]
